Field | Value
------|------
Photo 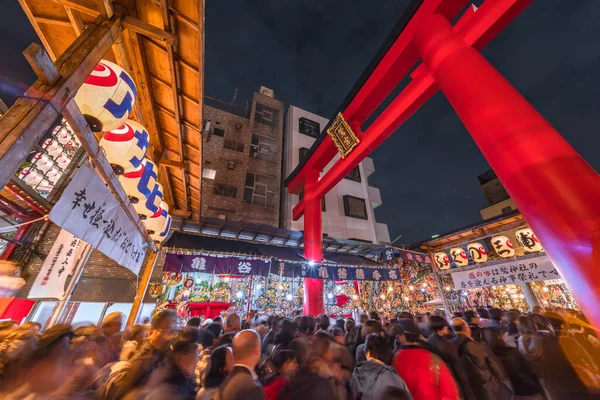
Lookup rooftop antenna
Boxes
[230,88,238,107]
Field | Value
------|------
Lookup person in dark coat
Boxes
[350,334,411,400]
[450,318,513,400]
[261,315,281,356]
[427,316,476,400]
[355,319,382,363]
[287,316,314,367]
[483,327,543,399]
[215,330,264,400]
[196,345,233,400]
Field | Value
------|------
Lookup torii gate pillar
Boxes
[413,15,600,324]
[303,169,325,316]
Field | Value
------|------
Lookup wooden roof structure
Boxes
[17,0,205,222]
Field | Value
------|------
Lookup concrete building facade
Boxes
[201,87,284,227]
[281,105,390,244]
[478,169,517,219]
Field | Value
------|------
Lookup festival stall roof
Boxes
[17,0,205,221]
[409,210,525,252]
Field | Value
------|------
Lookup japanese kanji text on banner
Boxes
[451,256,561,290]
[29,229,85,299]
[49,163,145,274]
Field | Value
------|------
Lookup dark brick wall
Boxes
[202,91,284,227]
[18,223,165,304]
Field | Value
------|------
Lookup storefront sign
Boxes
[164,254,270,275]
[451,256,561,289]
[49,164,145,274]
[28,229,85,299]
[327,113,360,158]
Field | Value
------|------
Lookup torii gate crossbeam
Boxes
[285,0,600,326]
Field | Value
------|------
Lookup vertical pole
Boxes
[428,251,451,319]
[246,274,254,319]
[303,169,324,316]
[520,282,539,311]
[413,15,600,328]
[127,250,159,327]
[46,243,93,329]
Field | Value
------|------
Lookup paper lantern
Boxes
[42,139,64,159]
[53,124,74,145]
[19,169,48,187]
[143,201,168,234]
[100,119,149,174]
[433,252,450,270]
[491,235,515,258]
[45,168,61,183]
[54,153,72,170]
[515,228,544,253]
[118,158,157,216]
[144,182,163,217]
[150,213,171,244]
[32,153,55,173]
[467,242,488,263]
[75,60,137,132]
[450,247,469,267]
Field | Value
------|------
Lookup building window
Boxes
[299,117,320,138]
[299,147,309,163]
[501,206,512,214]
[227,160,236,170]
[217,213,227,220]
[244,172,276,208]
[250,133,278,162]
[344,166,361,182]
[254,103,280,127]
[343,195,368,220]
[213,183,237,198]
[223,138,245,153]
[299,191,326,212]
[213,127,225,137]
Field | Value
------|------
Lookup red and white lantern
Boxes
[150,213,171,245]
[434,252,451,270]
[75,60,137,132]
[515,228,544,253]
[450,247,469,267]
[100,119,149,174]
[32,153,55,173]
[118,158,157,218]
[491,235,515,258]
[54,153,72,170]
[467,242,488,263]
[53,123,74,145]
[42,139,64,160]
[143,200,168,235]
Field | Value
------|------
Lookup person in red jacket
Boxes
[262,349,299,400]
[392,319,460,400]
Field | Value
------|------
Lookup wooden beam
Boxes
[172,209,191,218]
[55,0,100,15]
[122,16,177,45]
[149,73,199,106]
[197,0,205,220]
[17,0,57,60]
[159,158,188,170]
[35,16,72,27]
[0,15,120,192]
[22,43,61,85]
[169,7,198,32]
[126,250,159,327]
[65,7,85,35]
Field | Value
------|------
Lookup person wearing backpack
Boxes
[392,319,459,400]
[450,318,513,400]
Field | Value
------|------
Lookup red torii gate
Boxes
[285,0,600,325]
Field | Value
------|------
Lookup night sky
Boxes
[2,1,599,245]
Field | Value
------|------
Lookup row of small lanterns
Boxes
[74,60,171,245]
[434,227,543,270]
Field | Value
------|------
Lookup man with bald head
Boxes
[450,318,513,400]
[216,329,264,400]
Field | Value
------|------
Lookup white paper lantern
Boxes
[118,158,157,218]
[100,119,149,174]
[75,60,137,132]
[143,201,169,234]
[467,242,488,263]
[450,247,469,267]
[150,213,172,244]
[54,153,72,170]
[515,228,544,253]
[45,168,61,183]
[144,182,163,218]
[42,139,64,159]
[491,235,515,258]
[54,124,74,145]
[32,153,55,173]
[434,252,451,270]
[19,169,47,187]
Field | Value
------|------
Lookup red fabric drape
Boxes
[0,297,34,324]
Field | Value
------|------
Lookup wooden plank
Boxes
[56,0,100,15]
[17,0,57,60]
[172,209,191,218]
[23,43,61,85]
[122,16,177,45]
[65,7,86,35]
[159,157,190,170]
[169,7,198,32]
[36,16,73,27]
[197,0,205,219]
[0,15,119,190]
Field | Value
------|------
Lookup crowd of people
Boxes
[0,305,598,399]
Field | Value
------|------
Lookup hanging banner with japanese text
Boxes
[49,164,145,274]
[450,256,561,290]
[28,229,85,299]
[164,254,271,276]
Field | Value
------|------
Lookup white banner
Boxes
[28,229,85,299]
[49,163,146,274]
[451,256,561,290]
